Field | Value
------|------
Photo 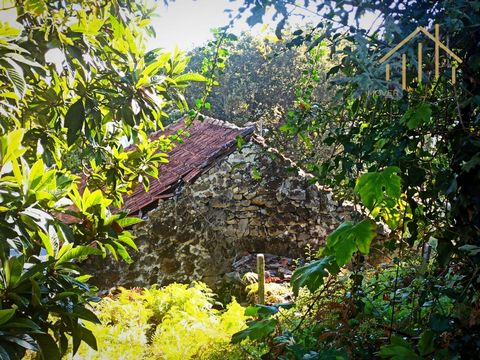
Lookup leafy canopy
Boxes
[0,1,204,359]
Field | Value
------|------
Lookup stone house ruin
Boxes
[89,117,346,290]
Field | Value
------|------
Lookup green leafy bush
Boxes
[0,1,205,358]
[73,283,250,360]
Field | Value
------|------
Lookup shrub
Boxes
[72,283,249,360]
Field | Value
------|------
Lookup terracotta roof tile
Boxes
[121,116,255,214]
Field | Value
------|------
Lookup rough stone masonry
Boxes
[87,117,348,290]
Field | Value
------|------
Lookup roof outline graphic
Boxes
[379,26,462,64]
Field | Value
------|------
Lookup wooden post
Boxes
[418,42,422,83]
[257,254,265,305]
[435,24,440,79]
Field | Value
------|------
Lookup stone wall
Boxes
[89,138,348,290]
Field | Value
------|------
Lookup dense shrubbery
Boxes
[226,1,480,359]
[71,282,261,360]
[234,253,469,359]
[185,31,336,165]
[0,1,204,358]
[1,0,479,359]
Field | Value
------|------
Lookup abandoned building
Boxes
[89,116,347,290]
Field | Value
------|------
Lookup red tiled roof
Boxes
[121,116,255,214]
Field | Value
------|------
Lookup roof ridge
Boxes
[120,115,256,214]
[251,134,332,193]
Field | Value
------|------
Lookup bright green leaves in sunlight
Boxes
[355,167,408,230]
[65,98,86,146]
[69,10,105,36]
[0,129,25,165]
[291,256,338,296]
[0,1,201,357]
[355,166,401,213]
[325,220,377,267]
[400,103,432,129]
[0,22,20,37]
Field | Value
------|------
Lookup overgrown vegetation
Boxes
[185,30,335,165]
[0,1,204,358]
[72,283,250,360]
[227,1,480,359]
[1,0,479,359]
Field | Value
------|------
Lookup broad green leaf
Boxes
[29,159,45,190]
[231,318,276,343]
[291,256,337,296]
[65,99,85,146]
[33,333,61,360]
[244,304,291,318]
[458,244,480,256]
[38,230,54,257]
[1,129,25,165]
[354,167,401,212]
[117,233,138,251]
[56,246,102,266]
[72,305,101,324]
[4,52,41,68]
[400,103,432,129]
[0,22,21,37]
[2,335,39,352]
[24,0,48,15]
[6,256,24,287]
[5,60,26,98]
[69,11,104,36]
[0,309,15,326]
[112,241,132,263]
[174,73,207,83]
[144,52,171,75]
[378,336,422,359]
[1,318,41,330]
[84,189,104,209]
[326,220,377,266]
[116,216,143,228]
[418,330,435,356]
[80,326,98,351]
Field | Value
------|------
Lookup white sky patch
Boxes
[44,48,66,74]
[148,1,386,51]
[358,10,384,35]
[148,0,243,51]
[0,7,22,29]
[0,1,386,52]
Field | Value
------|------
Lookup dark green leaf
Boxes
[378,336,421,359]
[33,333,61,360]
[231,318,276,343]
[0,309,15,326]
[3,335,39,352]
[80,326,97,351]
[291,256,337,296]
[65,99,85,146]
[418,329,435,356]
